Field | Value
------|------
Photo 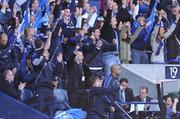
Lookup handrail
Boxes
[116,101,159,105]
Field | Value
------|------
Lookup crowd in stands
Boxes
[0,0,180,118]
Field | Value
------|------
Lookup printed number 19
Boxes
[170,67,178,79]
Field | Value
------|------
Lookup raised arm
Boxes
[164,14,180,39]
[129,25,144,44]
[172,98,179,114]
[44,31,52,51]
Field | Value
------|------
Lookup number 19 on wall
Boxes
[165,66,180,79]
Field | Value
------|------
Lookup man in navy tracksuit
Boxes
[102,64,121,119]
[0,32,18,77]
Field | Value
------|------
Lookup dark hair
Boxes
[120,78,128,84]
[89,27,100,35]
[30,0,35,9]
[9,17,17,29]
[89,74,101,86]
[140,86,149,94]
[164,95,174,103]
[35,39,44,49]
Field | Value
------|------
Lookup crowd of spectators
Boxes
[0,0,180,118]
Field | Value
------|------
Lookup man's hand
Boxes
[12,68,17,75]
[57,53,63,63]
[43,50,50,60]
[156,80,161,84]
[175,13,180,23]
[174,98,179,104]
[110,106,115,112]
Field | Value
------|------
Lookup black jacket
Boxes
[66,53,91,92]
[31,50,64,89]
[166,23,180,61]
[87,86,120,118]
[124,88,134,102]
[100,9,118,53]
[0,80,21,100]
[134,96,152,102]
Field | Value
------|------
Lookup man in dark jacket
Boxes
[101,9,121,76]
[66,49,91,109]
[134,86,152,103]
[87,75,120,119]
[118,78,134,111]
[166,13,180,64]
[31,32,64,115]
[102,64,121,119]
[0,32,18,76]
[0,70,26,100]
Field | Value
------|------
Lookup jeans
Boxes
[102,52,120,76]
[131,49,149,64]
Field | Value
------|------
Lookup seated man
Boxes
[118,78,134,111]
[134,86,152,103]
[0,70,26,100]
[133,86,152,118]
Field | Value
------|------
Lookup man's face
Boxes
[49,14,54,25]
[94,29,101,39]
[120,81,128,90]
[138,16,146,26]
[165,97,173,107]
[75,51,84,63]
[6,71,15,82]
[0,33,8,46]
[64,9,71,18]
[2,0,9,9]
[52,80,59,88]
[172,6,180,15]
[114,66,121,77]
[34,0,39,9]
[111,17,117,27]
[139,88,147,100]
[85,4,91,13]
[94,79,102,87]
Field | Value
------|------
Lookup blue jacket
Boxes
[102,74,119,105]
[0,45,18,72]
[19,51,35,82]
[31,50,63,88]
[131,0,158,50]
